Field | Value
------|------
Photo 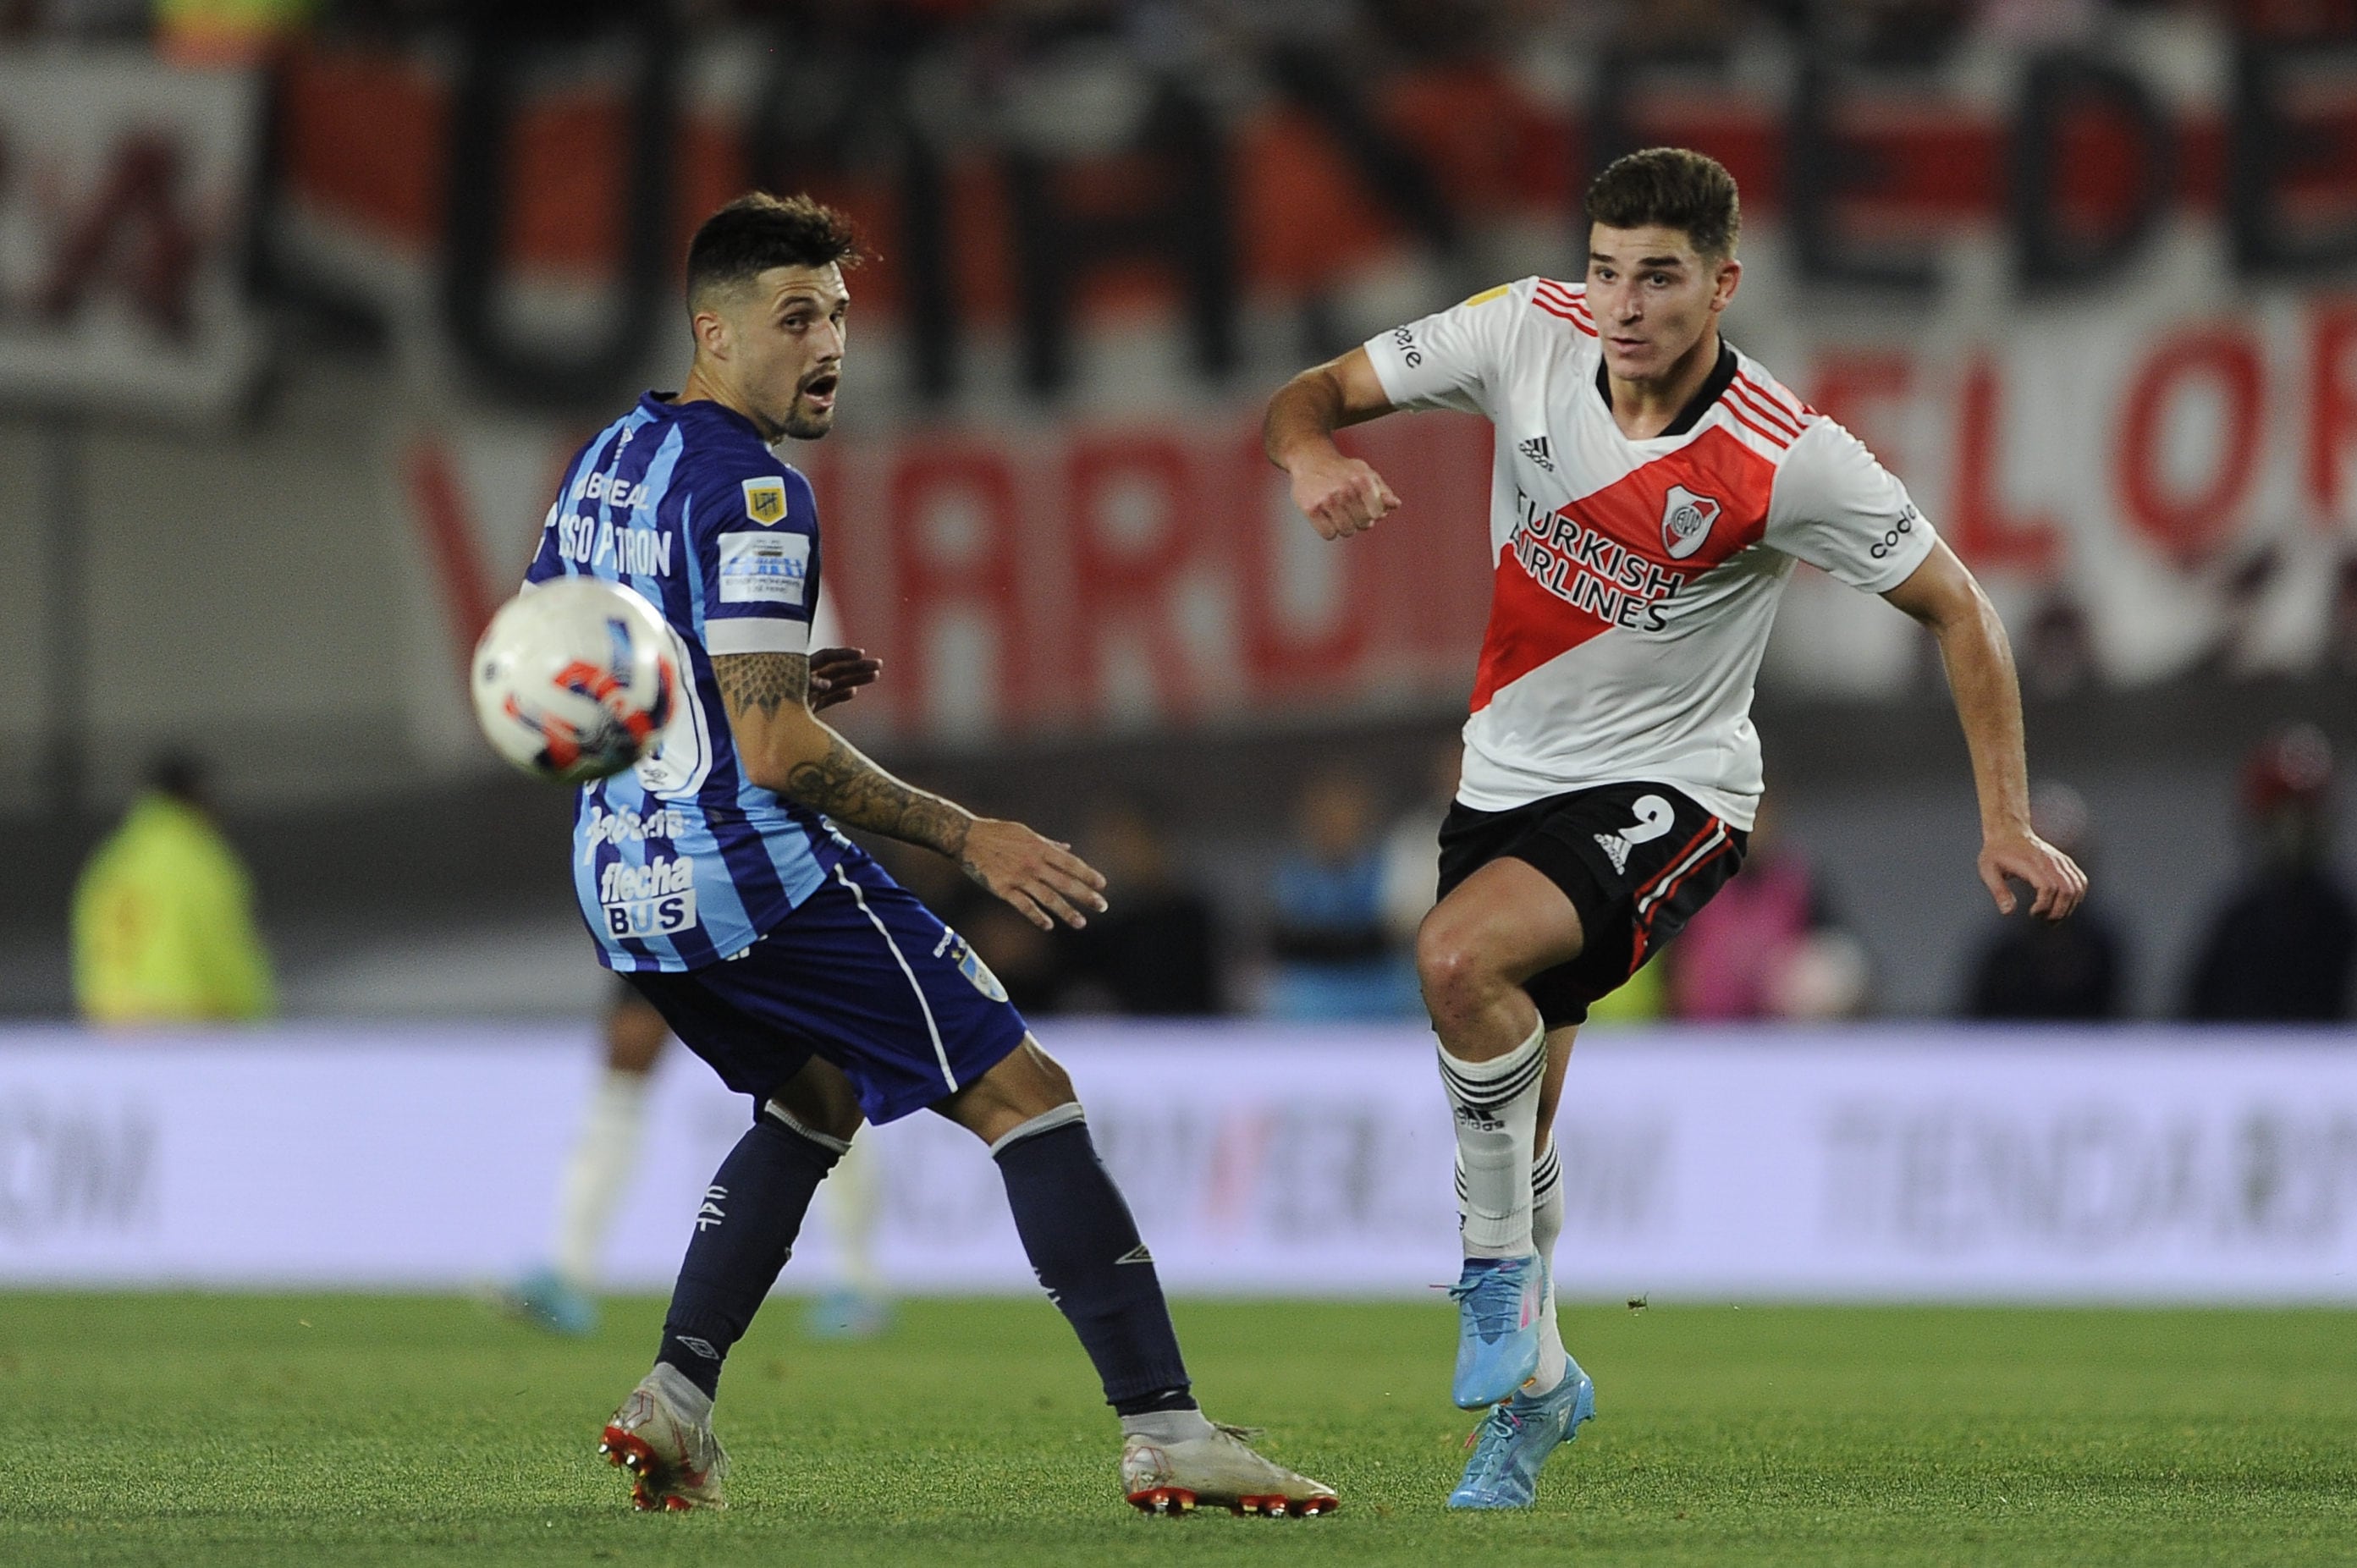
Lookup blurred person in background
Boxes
[505,650,893,1342]
[1065,797,1224,1015]
[1963,780,2127,1020]
[2184,724,2357,1022]
[154,0,317,63]
[72,752,275,1026]
[1667,799,1869,1021]
[1266,768,1419,1020]
[1380,740,1464,950]
[504,986,675,1337]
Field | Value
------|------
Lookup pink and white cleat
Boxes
[598,1364,730,1512]
[1122,1419,1338,1519]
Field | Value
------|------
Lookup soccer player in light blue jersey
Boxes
[526,193,1334,1518]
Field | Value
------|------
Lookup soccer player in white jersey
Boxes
[1263,147,2086,1509]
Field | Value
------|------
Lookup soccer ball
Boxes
[471,578,680,784]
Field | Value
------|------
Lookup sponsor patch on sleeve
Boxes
[717,530,810,606]
[741,476,789,525]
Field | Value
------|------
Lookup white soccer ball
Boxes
[471,578,680,784]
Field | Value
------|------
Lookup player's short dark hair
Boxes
[685,192,862,307]
[1583,147,1740,259]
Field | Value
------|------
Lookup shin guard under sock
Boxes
[1438,1019,1545,1257]
[992,1107,1193,1414]
[1528,1137,1569,1394]
[655,1104,845,1398]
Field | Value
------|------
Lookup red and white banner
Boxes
[331,16,2357,729]
[0,52,264,418]
[404,284,2357,749]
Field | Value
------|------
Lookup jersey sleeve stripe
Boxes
[1734,374,1810,431]
[1531,296,1599,336]
[1727,379,1804,438]
[707,617,812,655]
[1721,401,1793,448]
[1533,284,1592,317]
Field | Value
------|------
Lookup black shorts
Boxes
[1436,782,1748,1028]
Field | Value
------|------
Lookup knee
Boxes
[1415,918,1499,1021]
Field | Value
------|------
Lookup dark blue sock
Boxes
[994,1113,1194,1415]
[656,1109,840,1399]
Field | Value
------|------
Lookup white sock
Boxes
[1526,1137,1569,1395]
[552,1066,651,1290]
[818,1130,884,1297]
[1437,1020,1545,1258]
[1121,1406,1216,1444]
[1456,1134,1571,1395]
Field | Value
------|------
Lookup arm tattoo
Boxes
[712,652,807,719]
[711,652,972,859]
[782,734,973,861]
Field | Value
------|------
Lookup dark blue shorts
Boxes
[622,850,1030,1125]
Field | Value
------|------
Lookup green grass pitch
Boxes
[6,1293,2354,1566]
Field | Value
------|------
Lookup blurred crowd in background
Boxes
[72,719,2357,1026]
[8,0,2357,58]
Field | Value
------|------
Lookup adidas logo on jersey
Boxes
[1518,435,1555,472]
[1594,832,1632,875]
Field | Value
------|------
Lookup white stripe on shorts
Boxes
[833,863,959,1095]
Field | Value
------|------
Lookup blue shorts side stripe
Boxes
[829,862,958,1095]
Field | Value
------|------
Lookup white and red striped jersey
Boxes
[1363,277,1936,828]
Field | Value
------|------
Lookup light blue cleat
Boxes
[1448,1255,1548,1409]
[500,1267,599,1337]
[1448,1359,1596,1510]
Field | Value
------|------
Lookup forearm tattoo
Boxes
[783,733,972,860]
[711,652,971,859]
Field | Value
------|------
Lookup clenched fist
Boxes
[1290,451,1402,541]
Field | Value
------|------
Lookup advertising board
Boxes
[5,1024,2352,1301]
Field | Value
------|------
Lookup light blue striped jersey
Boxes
[525,391,851,971]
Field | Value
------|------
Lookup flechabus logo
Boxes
[599,855,698,938]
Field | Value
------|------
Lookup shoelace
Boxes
[1458,1405,1525,1485]
[1447,1263,1530,1340]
